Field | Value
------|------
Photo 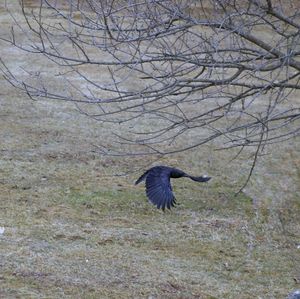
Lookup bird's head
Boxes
[192,175,211,182]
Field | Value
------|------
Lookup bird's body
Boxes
[135,166,211,211]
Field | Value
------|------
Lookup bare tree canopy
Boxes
[1,0,300,164]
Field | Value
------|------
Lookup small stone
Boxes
[287,290,300,299]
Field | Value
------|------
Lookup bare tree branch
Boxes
[1,0,300,188]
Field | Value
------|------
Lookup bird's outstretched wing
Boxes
[135,169,149,185]
[145,168,176,211]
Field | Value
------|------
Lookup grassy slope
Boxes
[0,2,299,298]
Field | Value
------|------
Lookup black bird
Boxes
[135,166,211,211]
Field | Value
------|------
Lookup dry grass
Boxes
[0,1,299,298]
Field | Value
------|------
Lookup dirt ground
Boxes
[0,1,299,298]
